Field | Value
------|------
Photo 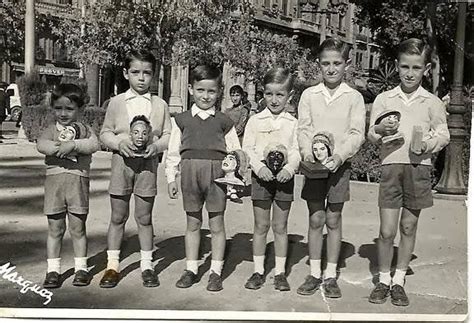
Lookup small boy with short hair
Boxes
[166,65,241,292]
[297,38,366,298]
[224,84,250,142]
[99,49,171,288]
[367,38,449,306]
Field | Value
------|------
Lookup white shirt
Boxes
[165,104,241,183]
[125,88,152,123]
[242,108,300,176]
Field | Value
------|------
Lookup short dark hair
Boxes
[229,85,244,95]
[124,50,156,72]
[263,67,294,91]
[397,38,431,64]
[51,83,85,108]
[318,38,351,60]
[190,65,222,87]
[130,114,152,129]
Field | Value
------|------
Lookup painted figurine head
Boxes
[222,149,249,180]
[263,143,288,175]
[130,115,152,149]
[312,132,334,164]
[58,126,76,142]
[375,109,401,126]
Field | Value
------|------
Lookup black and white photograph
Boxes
[0,0,472,321]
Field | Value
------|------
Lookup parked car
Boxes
[6,83,21,122]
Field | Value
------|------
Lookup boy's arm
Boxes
[165,118,182,184]
[36,126,59,156]
[424,100,450,154]
[100,100,127,151]
[283,122,301,177]
[367,95,385,144]
[297,91,313,160]
[235,107,249,137]
[335,94,366,162]
[73,126,100,155]
[242,118,267,174]
[225,126,241,151]
[151,103,172,153]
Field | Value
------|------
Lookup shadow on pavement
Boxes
[358,238,417,285]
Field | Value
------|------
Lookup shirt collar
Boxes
[388,85,430,100]
[311,82,353,98]
[256,107,294,121]
[191,104,216,117]
[125,88,151,101]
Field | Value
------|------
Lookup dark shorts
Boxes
[379,163,433,210]
[181,159,227,213]
[44,173,89,215]
[251,172,294,202]
[109,152,159,197]
[301,162,351,204]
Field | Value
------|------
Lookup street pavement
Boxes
[0,122,468,321]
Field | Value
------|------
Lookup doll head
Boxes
[263,143,288,175]
[374,109,401,126]
[58,126,76,142]
[222,149,249,180]
[130,115,152,148]
[312,132,334,163]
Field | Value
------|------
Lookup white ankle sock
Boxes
[140,250,153,272]
[186,260,199,274]
[210,260,224,276]
[74,257,88,272]
[47,258,61,273]
[275,256,286,275]
[324,262,337,279]
[310,259,321,278]
[106,250,120,272]
[392,269,406,286]
[253,255,265,275]
[379,271,392,286]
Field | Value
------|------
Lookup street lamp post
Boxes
[435,2,468,195]
[25,0,35,76]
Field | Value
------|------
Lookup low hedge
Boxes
[22,104,106,142]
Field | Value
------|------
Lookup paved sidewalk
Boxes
[0,140,468,320]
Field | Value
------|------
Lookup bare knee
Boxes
[325,213,341,231]
[49,223,66,239]
[379,227,396,242]
[399,221,417,237]
[272,220,287,236]
[309,212,325,231]
[111,213,129,227]
[68,223,86,240]
[255,219,270,235]
[186,215,202,232]
[135,213,152,226]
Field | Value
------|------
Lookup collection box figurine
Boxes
[299,132,334,179]
[214,149,249,204]
[263,143,288,176]
[374,109,404,146]
[129,115,152,157]
[57,121,91,162]
[410,125,424,154]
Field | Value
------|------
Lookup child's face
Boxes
[396,53,430,94]
[53,96,79,126]
[264,82,292,115]
[188,79,221,111]
[230,91,242,106]
[222,154,237,173]
[130,122,149,148]
[318,50,349,89]
[123,59,154,95]
[312,142,329,163]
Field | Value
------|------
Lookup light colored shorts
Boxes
[44,173,89,215]
[109,152,159,197]
[251,172,294,202]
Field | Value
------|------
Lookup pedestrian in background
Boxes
[223,85,250,143]
[37,84,100,289]
[166,65,241,292]
[296,38,366,298]
[99,49,171,289]
[367,38,449,307]
[0,82,8,141]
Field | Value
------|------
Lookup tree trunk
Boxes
[427,1,440,96]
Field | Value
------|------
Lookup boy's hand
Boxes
[168,181,179,199]
[325,154,342,173]
[118,138,136,158]
[375,117,399,136]
[258,167,275,182]
[276,168,292,183]
[412,141,428,155]
[56,141,75,159]
[304,154,315,163]
[143,143,159,159]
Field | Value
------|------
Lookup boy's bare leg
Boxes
[325,202,344,265]
[252,200,272,257]
[396,208,420,270]
[67,212,88,257]
[209,212,226,261]
[47,215,66,259]
[272,200,291,258]
[185,212,202,261]
[134,195,155,251]
[377,208,400,274]
[107,194,131,250]
[307,201,326,261]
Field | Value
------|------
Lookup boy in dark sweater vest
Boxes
[165,65,241,292]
